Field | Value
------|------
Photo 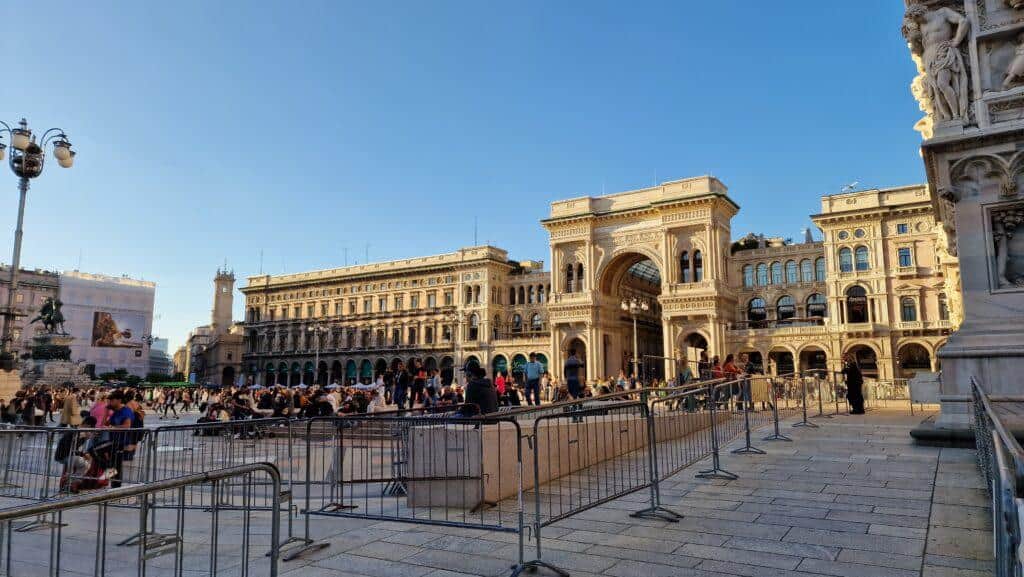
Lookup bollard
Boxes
[792,375,818,429]
[763,377,793,441]
[732,377,766,455]
[697,382,738,480]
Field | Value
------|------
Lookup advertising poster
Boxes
[90,311,145,348]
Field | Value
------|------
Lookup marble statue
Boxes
[1003,33,1024,90]
[902,4,971,123]
[993,207,1024,288]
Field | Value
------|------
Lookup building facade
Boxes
[0,266,60,356]
[240,246,551,386]
[184,268,244,386]
[59,271,156,377]
[148,337,173,377]
[240,177,960,386]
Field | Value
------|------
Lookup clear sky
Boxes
[1,1,923,351]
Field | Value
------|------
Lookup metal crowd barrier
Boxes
[0,462,283,577]
[971,377,1024,577]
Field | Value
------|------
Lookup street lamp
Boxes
[0,119,75,369]
[307,323,328,385]
[621,296,650,383]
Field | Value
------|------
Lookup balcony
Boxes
[727,317,827,336]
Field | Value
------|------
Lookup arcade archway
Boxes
[597,252,664,380]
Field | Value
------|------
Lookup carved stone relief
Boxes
[903,3,972,131]
[993,205,1024,287]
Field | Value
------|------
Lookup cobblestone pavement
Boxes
[281,407,994,577]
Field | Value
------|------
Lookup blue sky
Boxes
[1,1,922,351]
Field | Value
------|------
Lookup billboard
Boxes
[90,311,145,348]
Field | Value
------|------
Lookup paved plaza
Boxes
[0,406,994,576]
[269,407,993,577]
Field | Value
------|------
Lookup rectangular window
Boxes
[897,223,909,235]
[348,299,357,314]
[294,306,301,318]
[363,298,372,313]
[379,297,388,312]
[334,302,341,315]
[410,294,419,308]
[320,303,327,316]
[898,247,913,267]
[394,295,403,310]
[427,293,437,308]
[444,291,453,306]
[307,304,315,317]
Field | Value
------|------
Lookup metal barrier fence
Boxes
[0,462,283,577]
[971,377,1024,577]
[0,372,816,576]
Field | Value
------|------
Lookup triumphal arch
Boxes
[543,176,739,381]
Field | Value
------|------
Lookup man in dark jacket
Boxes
[841,354,865,414]
[461,364,498,417]
[393,362,411,410]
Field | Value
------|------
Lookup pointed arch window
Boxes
[531,313,543,331]
[694,250,704,282]
[680,251,691,283]
[511,313,523,332]
[576,263,584,291]
[509,287,516,305]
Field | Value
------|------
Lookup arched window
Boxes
[747,297,767,322]
[538,285,545,303]
[785,260,798,284]
[576,263,584,291]
[511,313,522,332]
[846,286,869,323]
[680,251,691,283]
[771,262,783,284]
[838,248,853,273]
[756,263,769,286]
[694,250,704,282]
[474,285,481,303]
[800,259,813,283]
[509,287,516,305]
[777,296,796,320]
[854,246,870,271]
[807,293,827,317]
[464,286,473,304]
[742,265,754,288]
[518,286,525,304]
[531,313,543,331]
[815,257,826,281]
[938,293,949,321]
[468,314,479,341]
[900,297,917,322]
[528,286,535,303]
[565,264,575,292]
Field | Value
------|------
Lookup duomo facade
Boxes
[238,175,960,387]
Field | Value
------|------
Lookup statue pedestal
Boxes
[19,335,92,390]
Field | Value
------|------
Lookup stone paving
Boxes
[281,407,995,577]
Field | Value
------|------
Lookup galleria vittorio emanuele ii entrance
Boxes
[543,175,738,382]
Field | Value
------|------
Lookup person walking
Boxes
[842,354,865,415]
[393,362,411,410]
[563,348,585,399]
[59,388,82,427]
[523,354,543,406]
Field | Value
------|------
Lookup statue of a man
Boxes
[902,4,970,123]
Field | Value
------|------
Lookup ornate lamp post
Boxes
[621,296,650,382]
[307,323,328,385]
[0,119,75,369]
